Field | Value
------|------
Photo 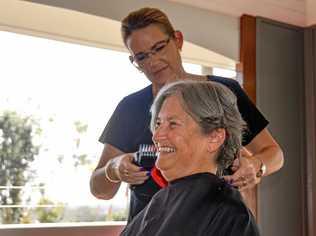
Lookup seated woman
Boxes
[121,80,260,236]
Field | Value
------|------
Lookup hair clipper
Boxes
[133,144,158,170]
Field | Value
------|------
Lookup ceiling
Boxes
[170,0,309,26]
[0,0,238,69]
[1,0,313,71]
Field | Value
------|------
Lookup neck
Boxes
[152,72,207,97]
[161,159,217,182]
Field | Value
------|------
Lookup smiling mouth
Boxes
[158,146,176,153]
[153,66,168,75]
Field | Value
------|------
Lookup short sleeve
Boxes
[231,80,269,145]
[99,98,136,153]
[209,76,269,145]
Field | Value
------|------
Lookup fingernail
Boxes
[223,178,231,184]
[140,167,146,171]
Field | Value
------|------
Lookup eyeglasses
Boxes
[129,37,171,69]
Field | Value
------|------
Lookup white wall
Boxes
[171,0,306,27]
[306,0,316,26]
[23,0,240,61]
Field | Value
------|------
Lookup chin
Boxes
[155,166,172,182]
[152,70,173,85]
[159,169,183,182]
[156,157,173,173]
[161,172,173,182]
[152,76,168,87]
[155,159,167,171]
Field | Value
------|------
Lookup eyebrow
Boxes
[134,39,167,56]
[156,115,184,122]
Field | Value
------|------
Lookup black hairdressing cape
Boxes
[120,173,260,236]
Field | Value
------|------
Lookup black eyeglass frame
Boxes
[129,36,172,69]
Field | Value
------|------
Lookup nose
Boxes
[145,52,161,67]
[152,124,168,145]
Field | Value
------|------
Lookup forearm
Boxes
[90,144,124,200]
[251,144,284,176]
[245,128,284,177]
[90,161,121,200]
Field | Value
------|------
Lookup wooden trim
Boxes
[304,26,316,236]
[240,14,256,103]
[239,14,257,218]
[0,223,125,236]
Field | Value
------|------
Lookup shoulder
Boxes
[217,186,259,231]
[112,85,153,116]
[214,185,252,219]
[207,75,242,93]
[221,186,247,207]
[120,85,153,107]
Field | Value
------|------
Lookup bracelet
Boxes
[256,159,267,178]
[104,161,120,183]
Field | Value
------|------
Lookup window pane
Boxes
[213,67,237,79]
[183,62,202,75]
[0,31,201,224]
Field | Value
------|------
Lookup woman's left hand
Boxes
[223,148,262,191]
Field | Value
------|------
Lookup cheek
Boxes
[142,71,155,81]
[163,57,178,70]
[169,50,181,64]
[173,130,195,146]
[160,49,179,65]
[178,132,205,156]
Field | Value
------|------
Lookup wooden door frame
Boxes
[304,25,316,236]
[241,15,315,236]
[239,14,257,218]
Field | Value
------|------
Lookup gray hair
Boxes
[150,80,246,175]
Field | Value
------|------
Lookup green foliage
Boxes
[111,209,128,221]
[74,120,88,134]
[61,206,107,222]
[72,120,91,167]
[19,209,33,224]
[0,111,39,224]
[35,197,64,223]
[105,205,127,221]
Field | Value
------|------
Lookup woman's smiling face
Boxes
[152,95,212,181]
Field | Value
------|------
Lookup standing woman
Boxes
[90,7,284,221]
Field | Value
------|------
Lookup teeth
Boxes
[158,147,176,153]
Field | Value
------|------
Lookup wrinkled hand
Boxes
[223,148,261,191]
[111,153,150,185]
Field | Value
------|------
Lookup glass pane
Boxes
[213,67,237,79]
[0,31,202,224]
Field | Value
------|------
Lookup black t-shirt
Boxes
[120,173,260,236]
[99,75,269,221]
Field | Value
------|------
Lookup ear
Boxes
[173,30,184,51]
[207,128,226,153]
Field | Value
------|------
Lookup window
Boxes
[0,31,201,225]
[213,67,237,79]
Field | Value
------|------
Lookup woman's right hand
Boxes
[109,153,150,185]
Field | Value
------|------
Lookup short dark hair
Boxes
[121,7,175,46]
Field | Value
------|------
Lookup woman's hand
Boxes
[108,153,150,185]
[223,148,262,191]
